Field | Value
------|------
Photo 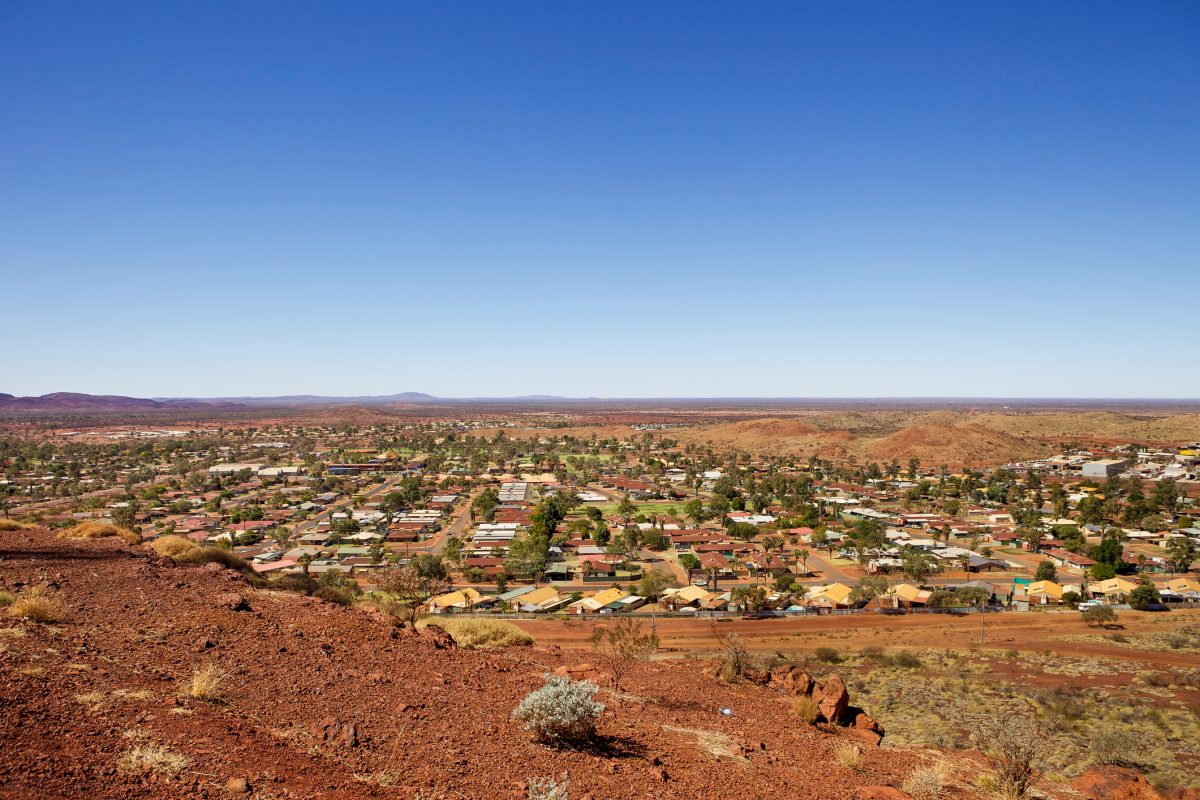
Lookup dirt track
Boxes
[513,608,1200,668]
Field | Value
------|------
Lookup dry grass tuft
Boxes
[176,546,254,575]
[662,724,748,764]
[0,519,35,531]
[833,739,863,770]
[901,760,950,800]
[422,617,532,649]
[118,732,188,776]
[76,691,109,712]
[354,771,404,787]
[59,521,141,545]
[792,695,820,724]
[6,585,64,623]
[148,534,199,558]
[181,664,225,703]
[0,590,13,608]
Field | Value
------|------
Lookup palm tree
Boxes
[797,547,811,577]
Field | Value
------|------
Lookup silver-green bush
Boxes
[512,675,604,744]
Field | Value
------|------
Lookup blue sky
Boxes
[2,2,1198,398]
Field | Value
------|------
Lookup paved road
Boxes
[293,475,405,534]
[400,490,479,556]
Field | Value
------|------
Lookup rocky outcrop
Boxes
[770,664,814,695]
[813,674,849,724]
[1071,766,1167,800]
[768,665,881,741]
[424,625,457,649]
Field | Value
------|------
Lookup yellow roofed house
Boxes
[1026,580,1063,605]
[567,587,629,614]
[1165,577,1200,596]
[805,583,853,607]
[1089,577,1138,599]
[879,583,931,607]
[424,587,487,613]
[663,584,712,609]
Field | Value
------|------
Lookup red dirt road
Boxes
[512,609,1200,668]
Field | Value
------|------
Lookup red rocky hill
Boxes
[0,527,1126,800]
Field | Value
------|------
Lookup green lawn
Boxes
[588,500,686,518]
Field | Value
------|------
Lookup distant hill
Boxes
[199,392,439,407]
[0,392,191,411]
[0,391,440,413]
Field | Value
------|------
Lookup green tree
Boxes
[849,575,889,606]
[505,533,550,583]
[1165,537,1197,573]
[637,570,672,600]
[1034,560,1057,582]
[616,494,638,519]
[730,584,768,612]
[1082,604,1118,628]
[1129,581,1159,610]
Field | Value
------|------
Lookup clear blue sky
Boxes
[2,2,1197,398]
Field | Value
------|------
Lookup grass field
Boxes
[589,500,687,517]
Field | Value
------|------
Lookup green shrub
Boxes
[314,585,355,606]
[1083,605,1118,628]
[891,650,923,669]
[815,646,842,664]
[270,573,319,595]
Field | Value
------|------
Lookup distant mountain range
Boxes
[0,391,574,413]
[0,392,243,412]
[0,391,435,412]
[2,391,1196,415]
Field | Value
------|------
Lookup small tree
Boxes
[636,570,671,601]
[1034,560,1057,582]
[979,716,1046,799]
[1129,582,1159,610]
[380,565,447,624]
[1082,604,1118,628]
[730,584,768,612]
[590,617,660,692]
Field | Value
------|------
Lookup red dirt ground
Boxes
[0,528,939,800]
[513,610,1200,669]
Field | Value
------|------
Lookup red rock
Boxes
[420,625,457,649]
[845,727,884,748]
[814,674,849,724]
[770,665,814,695]
[857,787,911,800]
[224,777,250,794]
[215,593,251,612]
[1071,766,1166,800]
